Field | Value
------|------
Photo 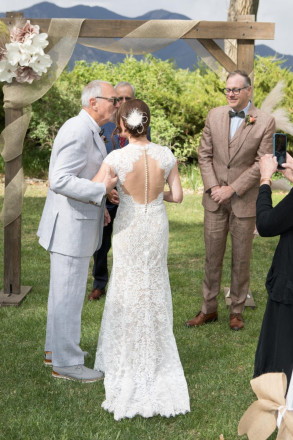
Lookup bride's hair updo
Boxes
[116,99,150,138]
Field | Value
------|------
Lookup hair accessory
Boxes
[123,108,148,130]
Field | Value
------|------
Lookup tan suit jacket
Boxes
[199,104,275,217]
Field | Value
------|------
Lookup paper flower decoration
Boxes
[0,19,52,84]
[238,373,293,440]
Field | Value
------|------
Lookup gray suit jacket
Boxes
[37,109,107,257]
[199,104,275,217]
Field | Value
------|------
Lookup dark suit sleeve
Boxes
[256,185,293,237]
[101,122,120,153]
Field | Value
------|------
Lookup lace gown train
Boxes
[94,142,190,420]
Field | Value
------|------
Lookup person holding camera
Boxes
[254,153,293,387]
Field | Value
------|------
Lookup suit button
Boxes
[227,165,230,169]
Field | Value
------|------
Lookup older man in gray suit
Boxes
[37,80,119,382]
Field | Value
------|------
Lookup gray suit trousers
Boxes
[202,203,255,314]
[45,252,91,367]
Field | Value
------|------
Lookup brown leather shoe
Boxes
[185,310,218,327]
[230,313,244,331]
[88,288,106,301]
[44,351,52,366]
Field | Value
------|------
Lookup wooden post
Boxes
[237,15,255,88]
[0,12,32,306]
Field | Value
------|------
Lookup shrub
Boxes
[0,55,292,177]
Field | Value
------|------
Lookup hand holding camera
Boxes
[281,154,293,183]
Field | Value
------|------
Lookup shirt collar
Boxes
[81,108,101,132]
[230,101,251,116]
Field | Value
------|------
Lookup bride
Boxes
[93,98,190,420]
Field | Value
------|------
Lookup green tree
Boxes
[0,55,292,177]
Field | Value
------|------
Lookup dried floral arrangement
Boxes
[0,19,52,84]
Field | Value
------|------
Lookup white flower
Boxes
[31,33,49,51]
[30,53,52,74]
[5,42,31,66]
[0,58,17,83]
[125,109,143,128]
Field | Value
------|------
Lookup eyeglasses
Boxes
[222,87,249,95]
[95,96,119,106]
[117,96,133,102]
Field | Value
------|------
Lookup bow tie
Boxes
[99,129,104,137]
[229,110,245,118]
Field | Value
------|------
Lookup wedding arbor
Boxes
[0,12,275,305]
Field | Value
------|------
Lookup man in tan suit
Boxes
[186,70,275,330]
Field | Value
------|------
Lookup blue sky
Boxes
[0,0,291,55]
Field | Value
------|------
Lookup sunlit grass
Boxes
[0,175,285,440]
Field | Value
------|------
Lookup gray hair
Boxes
[115,81,135,96]
[81,80,112,107]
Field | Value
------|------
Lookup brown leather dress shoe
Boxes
[230,313,244,331]
[44,351,52,366]
[185,310,218,327]
[88,288,106,301]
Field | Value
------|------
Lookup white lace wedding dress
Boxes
[94,142,190,420]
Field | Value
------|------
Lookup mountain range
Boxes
[1,1,292,71]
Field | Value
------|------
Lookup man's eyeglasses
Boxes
[95,96,119,106]
[117,96,132,102]
[222,87,249,95]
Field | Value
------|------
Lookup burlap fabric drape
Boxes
[0,18,84,226]
[238,373,293,440]
[78,20,199,54]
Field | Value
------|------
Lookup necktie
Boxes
[99,129,104,137]
[229,110,245,118]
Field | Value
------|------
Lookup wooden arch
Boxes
[0,12,275,305]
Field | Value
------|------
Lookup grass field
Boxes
[0,179,284,440]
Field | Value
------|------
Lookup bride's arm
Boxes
[92,162,109,182]
[164,163,183,203]
[92,162,118,194]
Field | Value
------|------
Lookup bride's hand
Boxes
[107,189,119,204]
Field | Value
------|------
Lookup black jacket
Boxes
[256,184,293,304]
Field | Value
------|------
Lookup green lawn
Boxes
[0,182,284,440]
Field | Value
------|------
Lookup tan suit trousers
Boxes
[202,202,255,314]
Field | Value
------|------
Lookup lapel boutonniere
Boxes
[245,115,256,126]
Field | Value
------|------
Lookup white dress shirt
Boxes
[230,101,251,139]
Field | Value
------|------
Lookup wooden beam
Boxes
[237,16,255,91]
[237,39,255,75]
[1,12,32,306]
[197,38,237,72]
[1,18,275,40]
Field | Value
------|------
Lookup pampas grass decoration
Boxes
[260,81,285,114]
[261,81,293,135]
